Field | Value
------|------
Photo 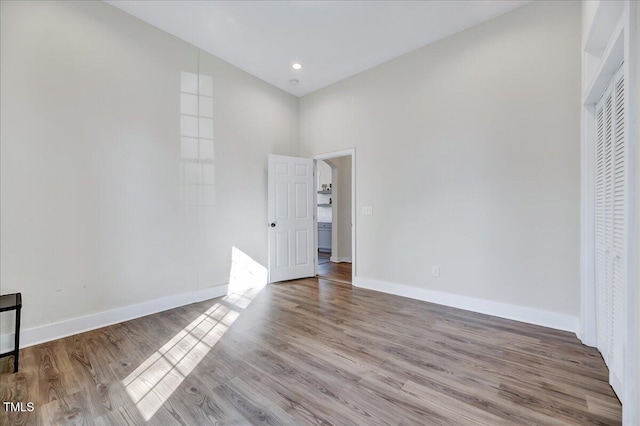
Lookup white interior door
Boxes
[268,154,315,282]
[594,65,627,398]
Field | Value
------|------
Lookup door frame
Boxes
[313,148,356,283]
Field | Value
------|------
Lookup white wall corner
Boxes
[354,276,579,334]
[0,285,228,353]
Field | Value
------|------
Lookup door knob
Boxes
[270,223,276,227]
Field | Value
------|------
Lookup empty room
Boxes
[1,0,639,424]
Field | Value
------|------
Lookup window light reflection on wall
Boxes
[179,71,215,207]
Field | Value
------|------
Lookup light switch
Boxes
[362,206,373,215]
[431,266,440,277]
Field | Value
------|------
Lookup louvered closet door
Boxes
[594,65,626,397]
[594,91,608,360]
[609,68,626,387]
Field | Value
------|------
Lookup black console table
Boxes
[0,293,22,373]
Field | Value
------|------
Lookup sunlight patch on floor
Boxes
[123,247,267,421]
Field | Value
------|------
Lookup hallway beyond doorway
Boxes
[318,252,352,284]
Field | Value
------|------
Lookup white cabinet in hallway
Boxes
[318,222,332,253]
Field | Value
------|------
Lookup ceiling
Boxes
[107,1,531,97]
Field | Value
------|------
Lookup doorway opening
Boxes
[314,150,355,285]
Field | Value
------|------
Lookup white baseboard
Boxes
[2,278,578,352]
[0,285,228,353]
[354,276,578,333]
[329,257,352,263]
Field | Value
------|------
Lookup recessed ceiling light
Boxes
[289,79,299,85]
[292,63,302,70]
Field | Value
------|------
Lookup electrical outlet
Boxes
[362,206,373,215]
[431,266,440,277]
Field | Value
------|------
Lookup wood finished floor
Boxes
[1,278,621,425]
[317,252,352,284]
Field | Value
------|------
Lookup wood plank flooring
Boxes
[317,252,352,284]
[1,278,621,425]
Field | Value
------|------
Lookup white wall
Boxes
[331,156,352,261]
[317,160,333,191]
[0,1,298,336]
[300,1,581,318]
[582,1,600,45]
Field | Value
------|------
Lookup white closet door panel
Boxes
[593,64,626,399]
[602,84,614,364]
[609,69,626,386]
[594,101,607,352]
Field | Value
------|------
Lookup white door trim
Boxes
[313,149,356,283]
